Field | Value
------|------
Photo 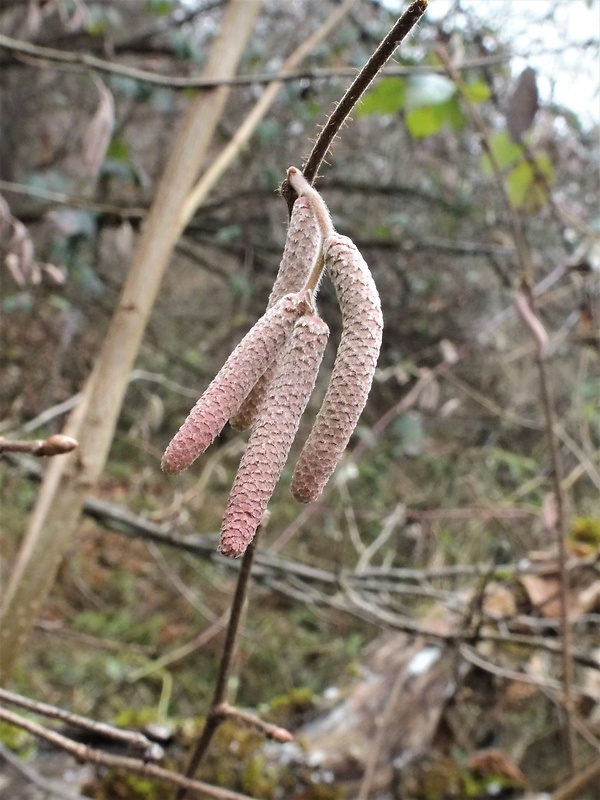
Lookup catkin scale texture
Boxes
[220,315,329,557]
[230,197,320,432]
[161,291,309,475]
[291,235,383,503]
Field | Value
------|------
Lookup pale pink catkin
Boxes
[161,291,309,475]
[230,196,320,431]
[291,234,383,503]
[220,315,329,557]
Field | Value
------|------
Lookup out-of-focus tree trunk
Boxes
[0,0,263,684]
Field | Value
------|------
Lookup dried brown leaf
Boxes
[82,82,115,178]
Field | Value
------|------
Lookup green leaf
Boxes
[146,0,172,13]
[357,77,406,116]
[405,74,455,109]
[482,130,523,173]
[464,79,491,103]
[405,96,464,139]
[406,105,444,138]
[507,154,553,211]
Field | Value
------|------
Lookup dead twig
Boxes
[0,707,256,800]
[0,434,77,457]
[0,688,155,757]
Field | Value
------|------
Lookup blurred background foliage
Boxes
[0,0,599,798]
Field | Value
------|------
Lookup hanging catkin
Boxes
[220,314,329,557]
[161,291,310,475]
[230,196,321,432]
[291,234,383,503]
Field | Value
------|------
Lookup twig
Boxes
[0,434,77,457]
[0,32,504,91]
[0,707,257,800]
[299,0,428,185]
[175,532,260,800]
[0,688,155,757]
[214,703,293,743]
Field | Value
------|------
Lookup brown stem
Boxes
[175,531,260,800]
[0,434,77,457]
[283,0,428,208]
[214,703,293,742]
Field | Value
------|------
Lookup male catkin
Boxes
[230,196,320,431]
[220,315,329,557]
[161,291,310,475]
[291,234,383,503]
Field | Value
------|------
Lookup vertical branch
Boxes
[438,44,577,774]
[283,0,428,205]
[175,532,260,800]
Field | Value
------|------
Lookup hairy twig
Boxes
[299,0,428,185]
[179,0,359,230]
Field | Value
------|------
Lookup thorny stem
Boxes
[437,44,577,774]
[175,530,260,800]
[283,0,428,208]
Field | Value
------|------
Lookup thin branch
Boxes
[0,707,257,800]
[0,688,156,757]
[0,434,77,457]
[0,31,505,90]
[299,0,428,186]
[214,703,293,743]
[175,532,260,800]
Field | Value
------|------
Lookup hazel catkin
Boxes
[220,314,329,557]
[291,234,383,503]
[161,291,310,475]
[230,195,320,432]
